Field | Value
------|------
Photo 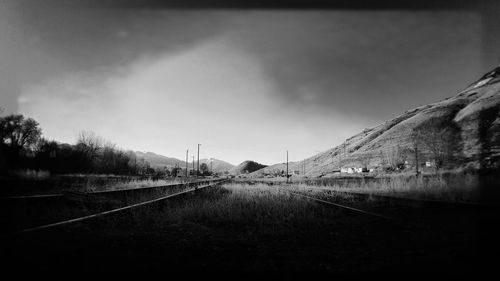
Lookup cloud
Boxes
[18,35,372,164]
[223,11,481,120]
[16,10,481,165]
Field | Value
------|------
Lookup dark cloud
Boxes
[222,11,482,120]
[1,4,235,113]
[8,6,233,70]
[1,5,494,164]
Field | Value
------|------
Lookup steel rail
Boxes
[244,179,487,209]
[14,179,229,235]
[298,186,488,208]
[0,193,64,199]
[0,179,225,199]
[87,178,224,194]
[282,189,392,220]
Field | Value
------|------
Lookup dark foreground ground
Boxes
[1,182,499,277]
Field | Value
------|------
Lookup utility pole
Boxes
[192,156,195,175]
[185,149,188,179]
[197,143,201,178]
[286,150,289,183]
[210,158,213,174]
[415,145,419,176]
[340,146,342,169]
[340,141,346,174]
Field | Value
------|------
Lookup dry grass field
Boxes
[246,171,499,203]
[2,181,493,276]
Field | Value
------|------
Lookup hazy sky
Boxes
[0,2,488,165]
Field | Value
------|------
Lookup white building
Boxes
[341,167,356,174]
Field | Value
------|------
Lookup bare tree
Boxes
[126,150,138,173]
[412,118,462,170]
[378,150,387,169]
[382,144,413,171]
[76,131,104,161]
[360,154,372,171]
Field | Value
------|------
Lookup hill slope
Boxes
[198,158,234,173]
[251,65,500,177]
[134,151,184,169]
[135,152,234,173]
[229,160,267,175]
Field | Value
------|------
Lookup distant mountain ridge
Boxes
[198,158,235,173]
[134,151,234,173]
[251,65,500,177]
[134,151,184,168]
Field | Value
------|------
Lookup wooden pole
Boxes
[286,150,289,183]
[415,145,419,176]
[185,149,188,179]
[197,144,201,178]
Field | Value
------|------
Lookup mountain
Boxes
[251,65,500,177]
[198,158,234,173]
[134,152,234,173]
[249,162,297,177]
[229,160,267,175]
[134,151,184,169]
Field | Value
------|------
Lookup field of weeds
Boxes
[249,172,498,203]
[0,178,202,233]
[122,183,341,236]
[2,181,486,274]
[0,174,181,196]
[297,175,480,202]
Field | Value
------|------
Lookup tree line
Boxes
[0,114,153,176]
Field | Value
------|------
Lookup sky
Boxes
[0,1,493,165]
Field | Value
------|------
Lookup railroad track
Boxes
[279,186,487,223]
[10,179,230,235]
[297,186,494,210]
[65,178,226,203]
[245,179,497,223]
[0,193,64,200]
[0,178,225,202]
[242,179,491,210]
[277,187,393,220]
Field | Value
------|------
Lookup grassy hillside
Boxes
[251,65,500,178]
